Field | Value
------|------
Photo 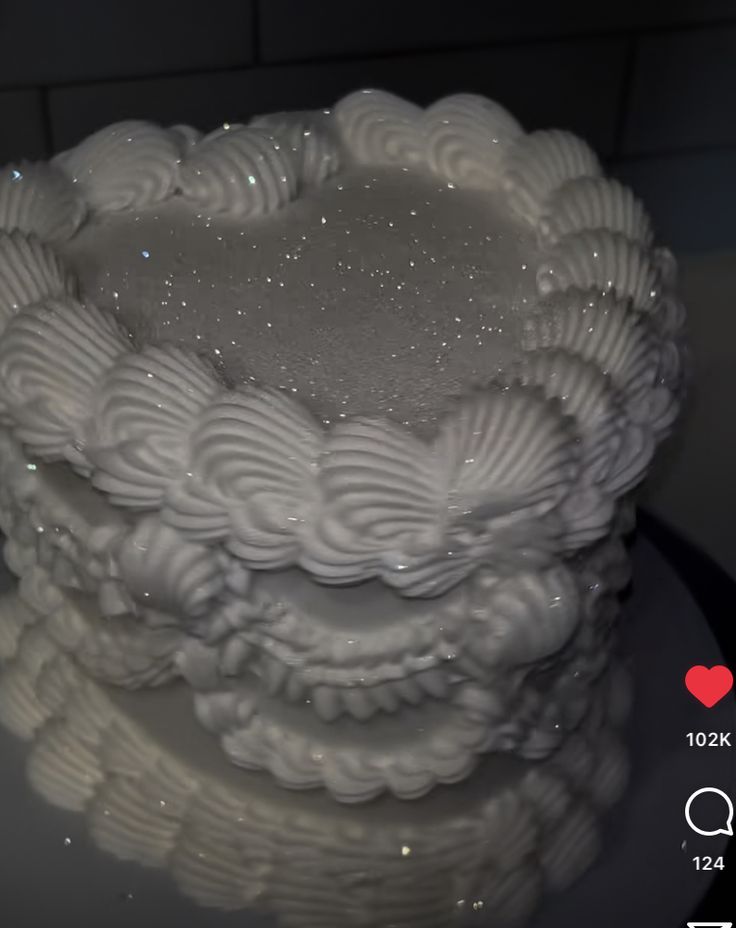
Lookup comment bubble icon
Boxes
[685,787,734,837]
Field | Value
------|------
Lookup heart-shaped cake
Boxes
[0,87,686,925]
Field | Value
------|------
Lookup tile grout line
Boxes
[4,17,736,94]
[611,34,637,161]
[609,141,736,165]
[38,85,54,158]
[251,0,261,66]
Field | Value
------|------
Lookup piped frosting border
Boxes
[0,90,685,598]
[0,585,630,927]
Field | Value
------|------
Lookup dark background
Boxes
[1,0,736,253]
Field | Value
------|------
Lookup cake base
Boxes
[0,581,627,927]
[0,535,732,928]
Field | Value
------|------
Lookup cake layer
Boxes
[62,166,538,430]
[0,585,630,928]
[0,425,630,801]
[0,94,686,595]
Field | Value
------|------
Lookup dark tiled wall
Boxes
[2,0,736,252]
[46,40,628,156]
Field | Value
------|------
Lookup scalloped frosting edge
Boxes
[0,584,630,928]
[0,427,625,756]
[0,91,685,595]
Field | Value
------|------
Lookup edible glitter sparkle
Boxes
[61,166,540,431]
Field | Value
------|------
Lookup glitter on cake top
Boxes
[62,165,540,431]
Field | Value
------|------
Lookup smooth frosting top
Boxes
[62,165,538,430]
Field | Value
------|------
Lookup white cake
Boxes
[0,89,685,923]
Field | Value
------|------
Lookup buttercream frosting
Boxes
[0,161,86,243]
[0,88,687,826]
[178,126,298,218]
[53,120,180,212]
[0,588,630,927]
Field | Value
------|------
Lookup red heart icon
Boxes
[685,665,734,708]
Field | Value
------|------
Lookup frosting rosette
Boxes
[301,385,578,595]
[88,345,222,507]
[54,120,180,212]
[0,298,130,461]
[0,161,86,243]
[502,130,601,224]
[164,386,322,568]
[334,89,425,167]
[178,126,298,218]
[424,93,522,189]
[0,230,78,331]
[249,113,341,187]
[115,515,225,619]
[538,177,653,248]
[537,230,661,311]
